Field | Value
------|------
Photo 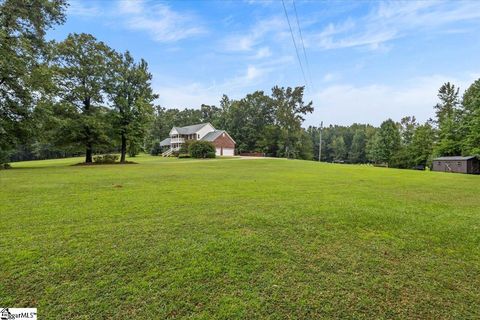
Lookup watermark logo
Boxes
[0,308,37,320]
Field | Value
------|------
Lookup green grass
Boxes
[1,155,479,319]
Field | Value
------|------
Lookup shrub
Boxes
[1,163,12,170]
[150,140,162,156]
[189,141,216,158]
[178,153,191,158]
[179,140,192,154]
[93,154,119,164]
[205,151,216,158]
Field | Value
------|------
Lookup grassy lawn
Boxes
[1,155,479,319]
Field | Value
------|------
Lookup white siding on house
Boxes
[197,123,215,140]
[215,147,221,156]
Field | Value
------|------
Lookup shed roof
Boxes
[433,156,477,161]
[159,138,171,146]
[172,123,210,135]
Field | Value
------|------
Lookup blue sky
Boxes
[48,0,480,126]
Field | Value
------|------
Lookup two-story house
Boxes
[159,123,236,156]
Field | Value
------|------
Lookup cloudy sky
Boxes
[48,0,480,126]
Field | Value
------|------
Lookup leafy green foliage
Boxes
[367,119,401,165]
[53,33,114,163]
[0,0,67,164]
[205,151,216,158]
[461,79,480,155]
[105,51,157,163]
[149,139,162,156]
[434,82,463,156]
[189,140,216,158]
[178,153,191,158]
[93,154,119,164]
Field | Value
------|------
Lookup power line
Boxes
[281,0,308,90]
[292,0,313,90]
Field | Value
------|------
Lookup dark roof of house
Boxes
[433,156,478,161]
[172,123,210,135]
[159,138,171,146]
[201,130,225,142]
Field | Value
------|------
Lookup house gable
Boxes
[196,123,215,139]
[211,131,235,149]
[169,127,179,135]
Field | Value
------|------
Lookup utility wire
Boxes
[281,0,308,91]
[292,0,313,90]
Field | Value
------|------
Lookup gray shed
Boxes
[432,156,480,174]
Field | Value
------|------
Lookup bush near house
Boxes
[178,153,191,158]
[150,140,162,156]
[179,140,192,154]
[189,140,216,159]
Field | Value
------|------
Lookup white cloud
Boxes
[254,47,272,59]
[322,73,339,83]
[222,16,285,52]
[246,65,263,81]
[307,74,477,127]
[68,0,101,17]
[116,0,206,42]
[309,1,480,50]
[156,82,220,108]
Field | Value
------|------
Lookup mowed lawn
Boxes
[1,155,479,319]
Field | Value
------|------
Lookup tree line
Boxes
[305,80,480,168]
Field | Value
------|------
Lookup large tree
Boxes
[53,33,114,163]
[223,91,273,153]
[0,0,67,164]
[349,128,367,163]
[271,86,313,158]
[106,51,157,163]
[409,122,436,167]
[434,82,462,156]
[368,119,401,165]
[461,78,480,155]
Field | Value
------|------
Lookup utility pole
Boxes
[318,121,323,162]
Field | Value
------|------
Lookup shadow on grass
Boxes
[72,161,138,166]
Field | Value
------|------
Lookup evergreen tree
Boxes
[434,82,462,156]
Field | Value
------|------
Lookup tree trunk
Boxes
[86,143,93,163]
[84,95,92,163]
[120,133,127,163]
